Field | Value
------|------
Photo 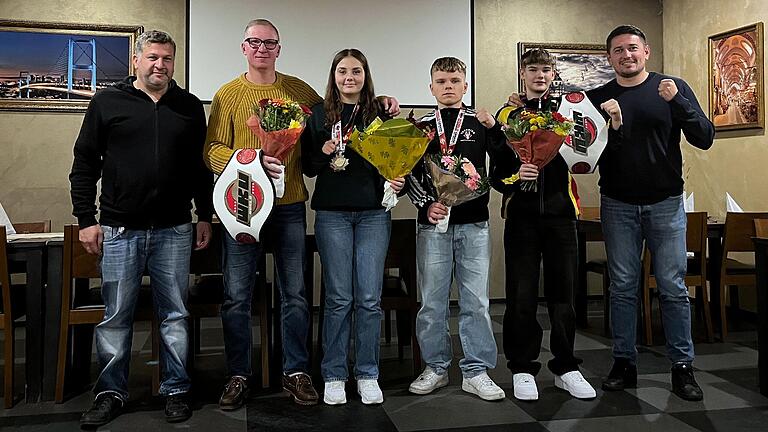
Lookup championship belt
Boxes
[213,148,275,243]
[557,91,609,174]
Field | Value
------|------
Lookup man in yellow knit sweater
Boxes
[204,19,399,408]
[204,18,322,408]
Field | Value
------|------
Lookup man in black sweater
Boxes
[586,25,714,402]
[70,30,213,427]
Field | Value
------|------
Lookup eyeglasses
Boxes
[243,37,279,50]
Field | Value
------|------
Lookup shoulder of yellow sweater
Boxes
[212,75,248,97]
[279,72,321,100]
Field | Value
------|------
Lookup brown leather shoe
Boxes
[219,376,249,410]
[282,372,319,405]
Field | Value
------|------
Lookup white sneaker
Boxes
[513,373,539,401]
[357,379,384,404]
[323,381,347,405]
[462,372,505,401]
[409,367,449,395]
[555,371,597,399]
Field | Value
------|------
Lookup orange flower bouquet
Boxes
[245,98,312,197]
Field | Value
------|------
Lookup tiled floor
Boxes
[1,302,766,431]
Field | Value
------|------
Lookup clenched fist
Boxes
[658,79,678,102]
[476,108,496,128]
[600,99,623,130]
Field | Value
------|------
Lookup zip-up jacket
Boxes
[69,77,214,229]
[488,96,579,219]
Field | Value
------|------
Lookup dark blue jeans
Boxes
[601,194,694,364]
[220,202,310,377]
[94,223,192,401]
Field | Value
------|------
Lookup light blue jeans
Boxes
[601,194,695,364]
[415,221,496,378]
[94,223,192,401]
[315,209,391,381]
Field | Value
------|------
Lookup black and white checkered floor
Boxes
[1,302,766,431]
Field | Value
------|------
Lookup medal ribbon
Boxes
[331,103,360,153]
[434,107,465,155]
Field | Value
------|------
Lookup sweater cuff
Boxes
[77,215,99,229]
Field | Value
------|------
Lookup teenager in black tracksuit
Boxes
[489,48,594,401]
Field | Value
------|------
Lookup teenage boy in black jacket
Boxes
[70,30,213,427]
[405,57,506,401]
[490,48,596,401]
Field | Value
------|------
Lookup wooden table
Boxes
[6,233,63,402]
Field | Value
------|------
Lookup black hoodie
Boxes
[69,77,213,229]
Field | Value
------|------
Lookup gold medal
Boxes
[330,153,349,171]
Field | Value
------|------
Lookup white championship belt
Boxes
[213,148,275,243]
[557,91,609,174]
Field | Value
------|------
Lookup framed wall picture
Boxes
[517,42,614,97]
[0,20,143,112]
[708,22,764,131]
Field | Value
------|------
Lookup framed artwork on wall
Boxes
[708,22,764,131]
[517,42,614,97]
[0,20,143,112]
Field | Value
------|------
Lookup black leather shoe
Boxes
[80,393,123,428]
[671,363,704,401]
[602,359,638,391]
[165,394,192,423]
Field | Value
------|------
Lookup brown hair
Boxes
[430,57,466,76]
[520,48,555,68]
[323,49,378,127]
[606,25,647,52]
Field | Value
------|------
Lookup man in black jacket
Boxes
[490,49,595,402]
[70,30,213,427]
[586,25,714,402]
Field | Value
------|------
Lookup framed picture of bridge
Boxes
[0,20,143,112]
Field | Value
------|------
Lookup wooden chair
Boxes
[380,219,421,374]
[1,227,16,408]
[755,219,768,238]
[581,207,612,335]
[55,225,155,402]
[714,212,768,340]
[642,212,713,344]
[12,221,51,234]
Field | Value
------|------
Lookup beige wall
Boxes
[1,0,664,298]
[663,0,768,219]
[664,0,768,311]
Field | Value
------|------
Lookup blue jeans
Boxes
[315,209,390,381]
[415,221,496,378]
[94,223,192,401]
[221,202,310,377]
[601,194,694,364]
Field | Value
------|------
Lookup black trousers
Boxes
[502,213,582,376]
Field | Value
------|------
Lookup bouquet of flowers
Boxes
[245,98,312,197]
[348,117,432,210]
[425,153,490,232]
[502,109,573,192]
